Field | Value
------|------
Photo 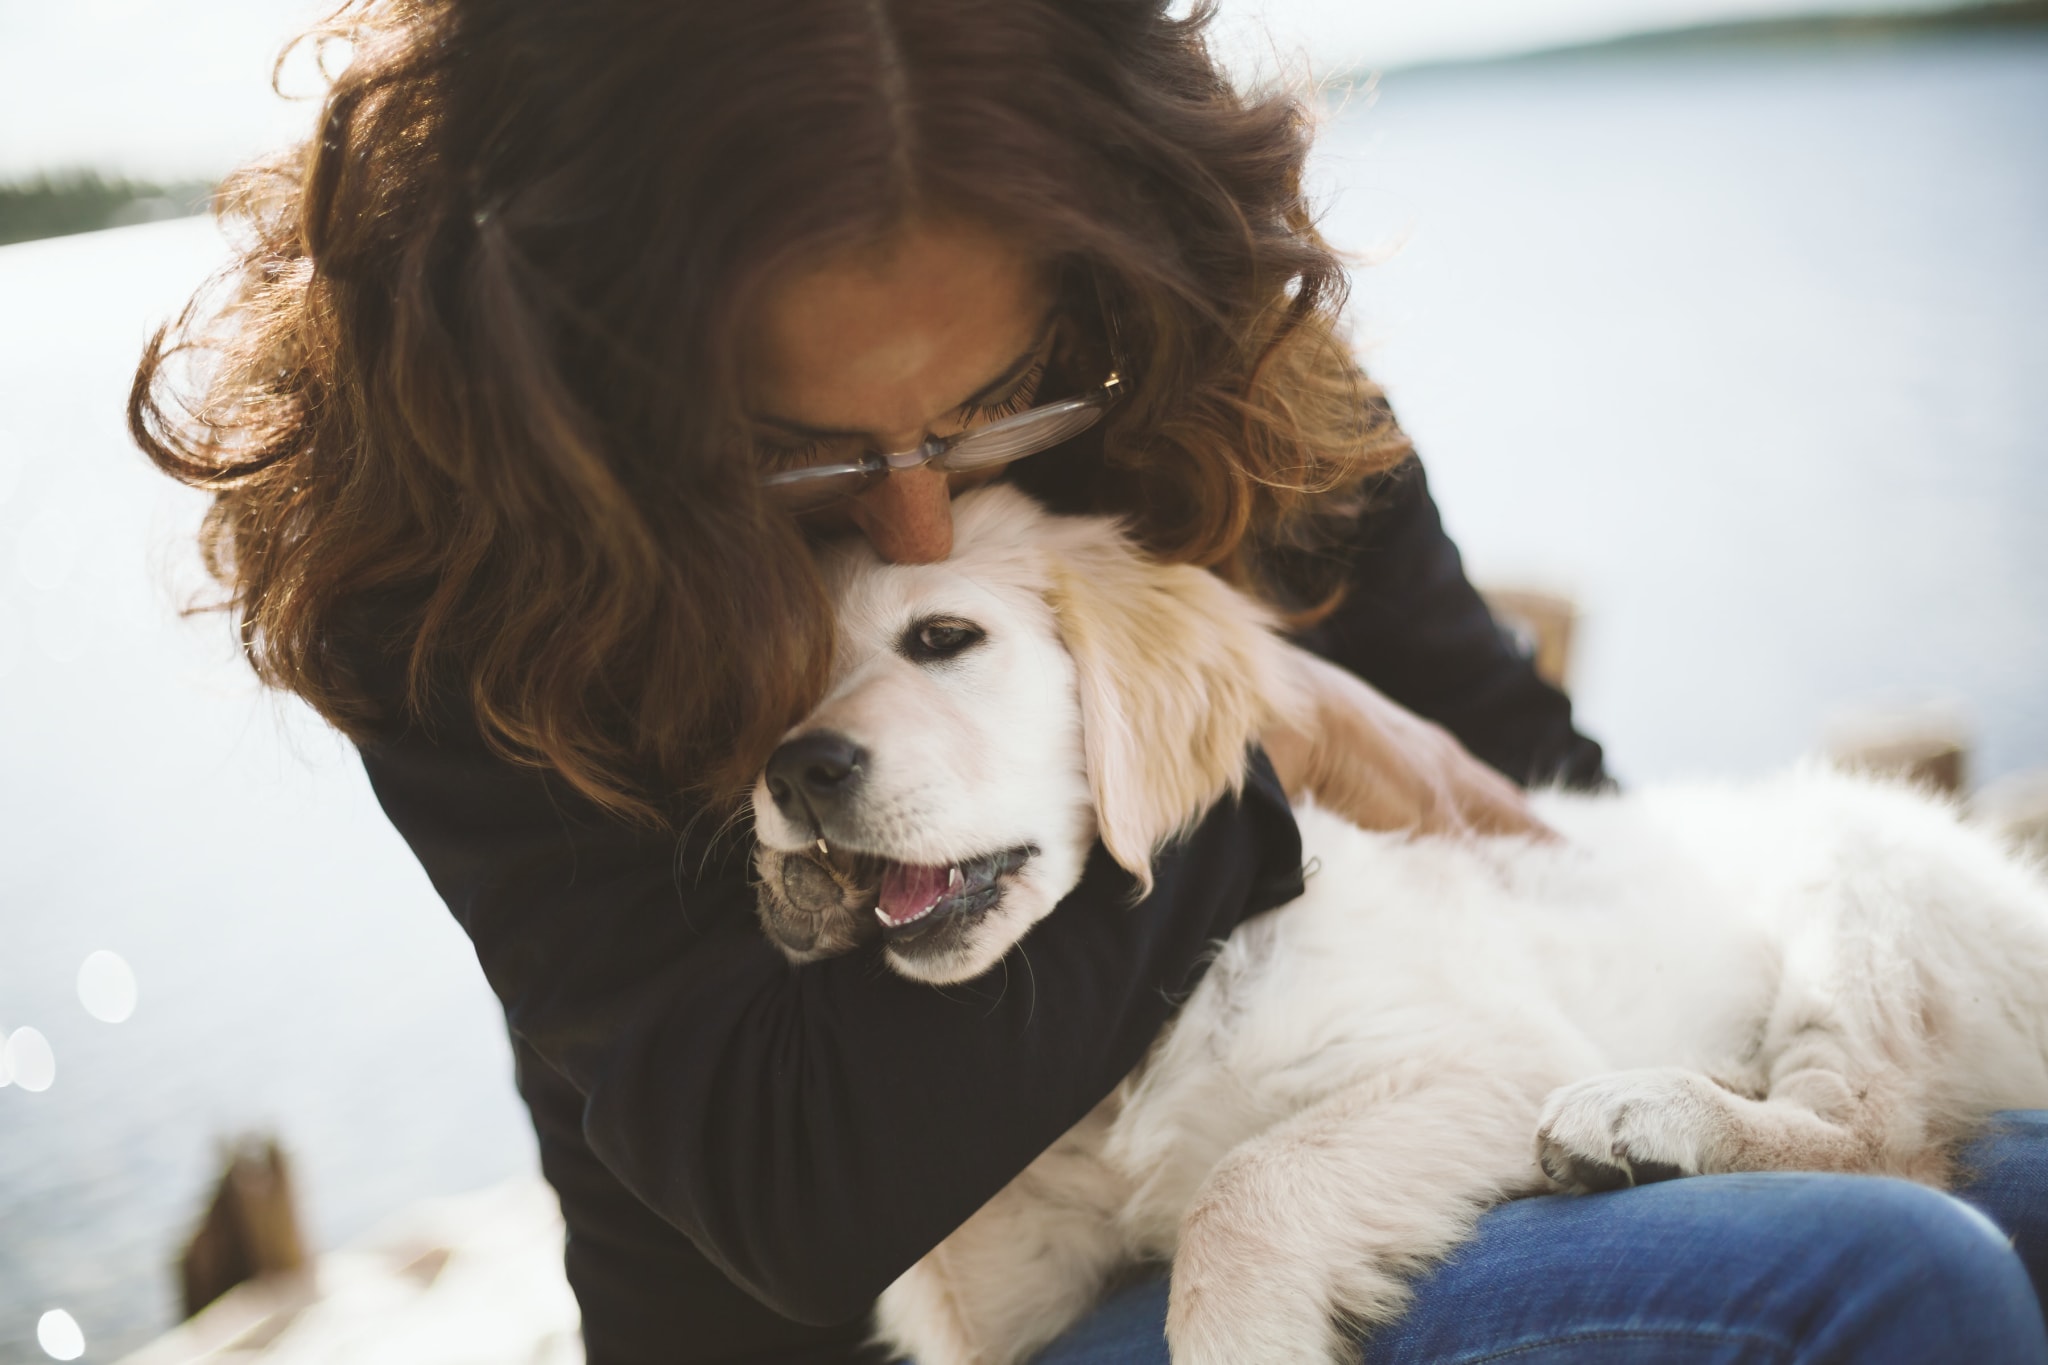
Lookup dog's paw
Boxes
[1536,1068,1735,1193]
[753,846,880,963]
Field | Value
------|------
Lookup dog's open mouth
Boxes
[872,845,1036,939]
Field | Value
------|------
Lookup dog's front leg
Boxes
[1536,878,1980,1192]
[875,1101,1132,1365]
[1163,1066,1554,1365]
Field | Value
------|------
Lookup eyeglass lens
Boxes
[933,398,1107,471]
[767,397,1109,509]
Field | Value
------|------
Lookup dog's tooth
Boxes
[815,838,830,857]
[947,865,962,889]
[879,901,939,929]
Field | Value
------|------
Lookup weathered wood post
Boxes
[179,1135,308,1318]
[1824,704,1971,796]
[1972,770,2048,858]
[1481,587,1578,692]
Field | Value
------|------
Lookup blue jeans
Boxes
[1027,1112,2048,1364]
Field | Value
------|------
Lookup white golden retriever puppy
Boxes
[750,485,2048,1365]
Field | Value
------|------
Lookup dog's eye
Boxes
[903,618,986,662]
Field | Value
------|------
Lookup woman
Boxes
[132,0,2048,1361]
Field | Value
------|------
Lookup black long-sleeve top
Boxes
[353,458,1605,1364]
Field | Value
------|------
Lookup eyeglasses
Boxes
[757,371,1123,512]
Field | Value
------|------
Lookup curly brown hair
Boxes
[130,0,1411,824]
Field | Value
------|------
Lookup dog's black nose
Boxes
[765,731,869,820]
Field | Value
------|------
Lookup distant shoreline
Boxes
[0,173,216,249]
[1365,0,2048,79]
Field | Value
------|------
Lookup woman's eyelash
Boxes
[754,355,1051,467]
[958,359,1048,423]
[755,437,831,470]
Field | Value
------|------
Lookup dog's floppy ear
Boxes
[1044,526,1306,894]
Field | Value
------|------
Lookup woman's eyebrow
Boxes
[753,315,1057,441]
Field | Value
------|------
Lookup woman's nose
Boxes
[848,464,954,564]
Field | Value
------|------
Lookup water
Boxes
[1315,29,2048,785]
[1,28,2044,1365]
[0,232,536,1357]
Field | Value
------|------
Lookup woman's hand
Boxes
[1263,646,1553,840]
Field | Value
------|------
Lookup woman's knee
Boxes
[1747,1175,2044,1363]
[1369,1174,2046,1364]
[1957,1110,2048,1305]
[1030,1175,2048,1365]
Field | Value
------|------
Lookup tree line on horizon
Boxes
[0,172,216,249]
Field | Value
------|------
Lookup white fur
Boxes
[751,486,2048,1363]
[750,493,1098,981]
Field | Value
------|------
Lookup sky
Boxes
[0,0,1946,182]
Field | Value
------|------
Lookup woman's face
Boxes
[742,217,1055,564]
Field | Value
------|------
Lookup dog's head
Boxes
[751,484,1302,984]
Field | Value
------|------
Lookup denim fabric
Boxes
[1024,1112,2048,1364]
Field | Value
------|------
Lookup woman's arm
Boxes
[357,686,1302,1327]
[1287,458,1609,795]
[351,455,1586,1337]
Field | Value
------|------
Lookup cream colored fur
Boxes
[749,485,2048,1364]
[751,485,1307,982]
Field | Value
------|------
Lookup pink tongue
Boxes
[878,861,952,926]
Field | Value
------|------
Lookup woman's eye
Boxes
[904,619,986,661]
[957,359,1048,425]
[754,438,830,472]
